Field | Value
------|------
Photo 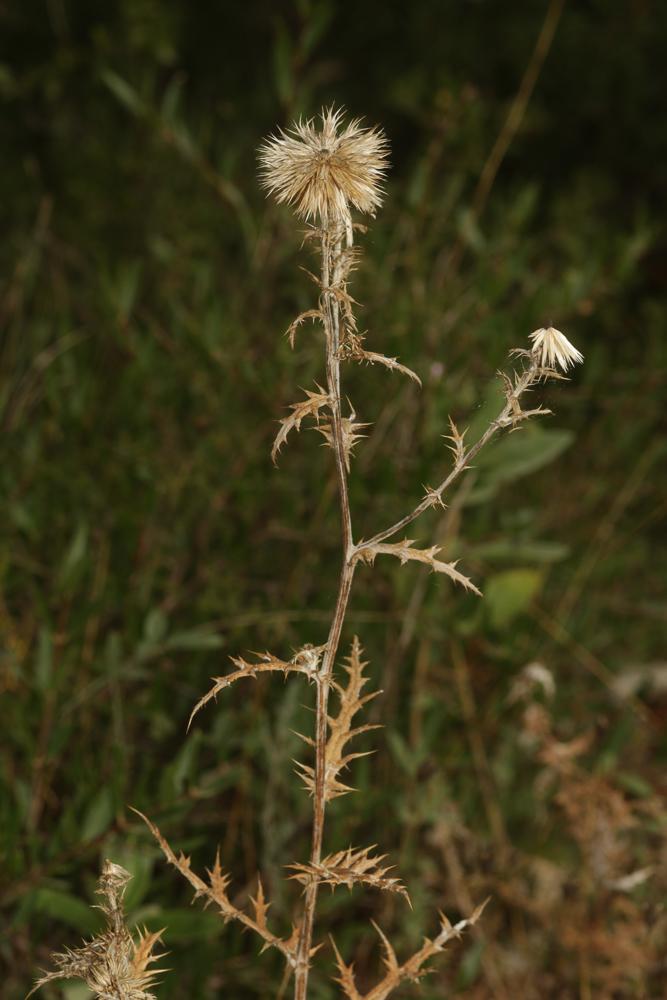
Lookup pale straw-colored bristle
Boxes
[258,106,390,224]
[529,326,584,372]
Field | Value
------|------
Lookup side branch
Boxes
[134,810,299,967]
[353,359,550,553]
[188,647,324,730]
[294,227,357,1000]
[355,539,481,596]
[333,900,488,1000]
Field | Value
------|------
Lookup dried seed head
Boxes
[529,327,584,372]
[28,859,166,1000]
[258,107,390,225]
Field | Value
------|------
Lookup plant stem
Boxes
[293,262,541,997]
[293,225,356,1000]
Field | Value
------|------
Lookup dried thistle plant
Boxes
[140,106,584,998]
[29,860,165,999]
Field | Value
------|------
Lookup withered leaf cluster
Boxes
[29,861,165,1000]
[295,637,380,801]
[289,845,409,903]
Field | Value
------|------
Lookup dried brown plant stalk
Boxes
[141,107,583,997]
[29,860,165,999]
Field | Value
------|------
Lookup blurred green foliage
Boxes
[1,1,665,997]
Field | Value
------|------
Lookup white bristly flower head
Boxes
[258,107,390,228]
[529,327,584,372]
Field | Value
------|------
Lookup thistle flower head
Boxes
[258,107,390,225]
[29,860,166,1000]
[529,327,584,372]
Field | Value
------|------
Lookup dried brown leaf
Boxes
[298,264,322,287]
[296,637,380,800]
[355,538,481,596]
[339,331,421,385]
[132,810,297,964]
[331,937,363,1000]
[341,899,488,1000]
[421,484,447,511]
[288,845,409,903]
[189,646,322,729]
[272,386,330,465]
[250,876,270,931]
[335,245,363,287]
[285,309,324,348]
[131,927,168,985]
[355,349,421,386]
[315,413,370,471]
[444,416,467,465]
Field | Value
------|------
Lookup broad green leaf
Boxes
[57,522,88,589]
[472,539,569,564]
[100,70,145,115]
[143,608,168,644]
[133,905,221,941]
[28,888,101,935]
[35,627,53,693]
[617,771,654,798]
[457,938,485,987]
[469,425,574,503]
[386,731,419,777]
[81,786,114,842]
[162,629,224,652]
[272,21,293,105]
[300,0,334,54]
[485,568,544,629]
[164,732,201,796]
[62,983,93,1000]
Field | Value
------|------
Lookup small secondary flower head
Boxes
[529,327,584,372]
[258,107,390,225]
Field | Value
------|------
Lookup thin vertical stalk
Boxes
[293,223,356,1000]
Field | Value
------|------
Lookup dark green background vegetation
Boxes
[1,1,665,997]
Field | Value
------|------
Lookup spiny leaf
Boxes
[288,845,409,903]
[315,413,370,471]
[341,331,421,385]
[285,309,323,348]
[352,900,487,1000]
[355,538,481,596]
[354,349,421,385]
[296,637,380,801]
[298,264,322,286]
[371,920,399,975]
[421,484,447,511]
[444,416,467,465]
[188,646,323,729]
[250,877,270,931]
[272,386,330,464]
[132,810,297,963]
[330,937,362,1000]
[131,927,168,986]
